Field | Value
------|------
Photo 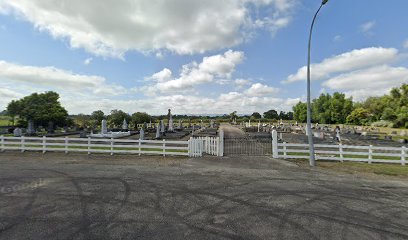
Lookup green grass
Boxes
[289,159,408,178]
[285,151,401,161]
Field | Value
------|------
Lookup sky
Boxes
[0,0,407,115]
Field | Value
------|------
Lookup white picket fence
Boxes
[271,131,407,165]
[0,135,205,157]
[193,136,221,156]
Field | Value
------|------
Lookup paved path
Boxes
[0,152,407,240]
[219,124,246,138]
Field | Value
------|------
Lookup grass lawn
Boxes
[290,159,408,178]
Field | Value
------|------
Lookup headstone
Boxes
[27,120,35,135]
[101,120,108,134]
[80,130,87,138]
[192,125,195,136]
[143,122,147,130]
[400,130,407,137]
[155,123,160,138]
[122,119,128,130]
[149,120,152,128]
[47,121,54,133]
[257,121,260,132]
[313,131,324,139]
[398,139,408,144]
[179,120,182,129]
[160,120,165,133]
[168,112,174,132]
[210,120,214,128]
[13,128,22,137]
[139,128,145,140]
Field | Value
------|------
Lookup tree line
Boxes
[293,84,408,128]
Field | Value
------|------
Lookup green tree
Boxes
[312,93,332,123]
[293,102,307,123]
[229,111,238,121]
[251,112,262,119]
[131,112,151,126]
[108,109,131,128]
[346,108,370,125]
[91,110,105,123]
[6,92,69,128]
[330,92,353,124]
[263,109,278,119]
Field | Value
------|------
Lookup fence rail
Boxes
[275,141,407,165]
[0,135,205,157]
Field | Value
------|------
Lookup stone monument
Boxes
[27,120,35,135]
[139,128,145,140]
[101,120,108,134]
[168,110,174,132]
[160,120,165,133]
[13,128,22,137]
[155,123,160,138]
[122,119,128,130]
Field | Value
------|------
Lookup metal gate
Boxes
[224,137,272,155]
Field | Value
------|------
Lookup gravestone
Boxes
[401,130,407,137]
[160,120,165,133]
[168,111,174,132]
[47,121,55,133]
[13,128,22,137]
[155,123,160,138]
[179,120,182,129]
[210,120,214,128]
[101,120,108,134]
[27,120,35,135]
[79,129,87,138]
[139,128,145,140]
[122,119,128,130]
[143,122,147,130]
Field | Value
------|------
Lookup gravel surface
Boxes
[0,152,407,240]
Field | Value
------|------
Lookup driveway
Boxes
[220,124,246,138]
[0,152,407,240]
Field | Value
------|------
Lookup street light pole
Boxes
[307,0,328,167]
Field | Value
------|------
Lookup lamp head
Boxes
[322,0,329,5]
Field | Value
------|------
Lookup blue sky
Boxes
[0,0,407,115]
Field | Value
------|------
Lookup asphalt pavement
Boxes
[0,152,407,240]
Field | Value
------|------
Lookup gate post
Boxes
[219,130,224,157]
[272,130,278,158]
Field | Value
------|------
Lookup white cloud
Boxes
[146,50,244,93]
[234,79,251,88]
[0,60,129,98]
[0,0,297,58]
[284,47,398,83]
[244,83,279,97]
[360,21,376,33]
[0,60,105,89]
[404,39,408,49]
[149,68,172,82]
[333,35,341,42]
[322,65,408,101]
[0,88,22,99]
[83,57,93,65]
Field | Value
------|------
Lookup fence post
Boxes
[219,130,224,157]
[368,145,373,164]
[65,137,69,154]
[283,142,287,159]
[0,135,4,152]
[138,140,141,156]
[272,130,278,158]
[402,146,406,166]
[42,136,46,154]
[88,137,91,155]
[110,138,114,156]
[188,137,192,157]
[162,139,166,157]
[21,136,25,153]
[339,143,343,162]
